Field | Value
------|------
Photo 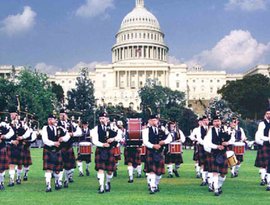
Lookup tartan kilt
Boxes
[141,155,146,163]
[198,144,207,167]
[193,144,199,161]
[114,155,121,162]
[95,147,116,172]
[254,145,263,167]
[77,153,91,163]
[22,145,32,166]
[165,152,183,165]
[61,147,76,170]
[236,155,244,163]
[0,147,9,172]
[206,152,228,175]
[7,144,23,165]
[124,147,141,168]
[254,144,270,168]
[144,149,165,176]
[43,148,63,172]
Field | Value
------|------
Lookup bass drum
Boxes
[126,118,142,147]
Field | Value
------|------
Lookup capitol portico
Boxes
[1,0,269,113]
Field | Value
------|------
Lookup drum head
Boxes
[79,142,91,146]
[234,142,245,146]
[226,150,234,158]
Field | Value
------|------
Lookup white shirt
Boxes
[0,122,14,139]
[42,125,70,147]
[91,124,122,148]
[191,126,208,145]
[171,129,186,144]
[227,126,247,142]
[142,126,172,149]
[256,120,270,143]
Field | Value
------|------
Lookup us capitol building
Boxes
[1,0,269,112]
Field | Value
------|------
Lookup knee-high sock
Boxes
[149,174,156,190]
[0,172,4,184]
[208,172,213,189]
[267,174,270,187]
[260,168,266,180]
[231,166,236,174]
[213,175,219,192]
[45,172,52,188]
[202,171,207,182]
[136,165,142,175]
[105,173,113,186]
[218,176,226,189]
[97,173,104,190]
[146,173,150,185]
[58,171,63,183]
[9,169,15,182]
[167,164,173,174]
[78,162,83,173]
[155,175,162,186]
[17,168,22,179]
[86,163,90,170]
[23,167,30,176]
[195,163,200,173]
[235,164,241,173]
[69,169,74,178]
[128,166,133,179]
[54,172,60,184]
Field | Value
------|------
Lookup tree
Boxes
[66,68,95,126]
[0,78,16,112]
[51,82,64,105]
[218,74,270,119]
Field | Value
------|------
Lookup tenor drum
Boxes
[79,142,92,155]
[113,147,121,156]
[233,142,245,155]
[169,142,182,154]
[140,145,146,156]
[126,118,142,147]
[226,151,238,168]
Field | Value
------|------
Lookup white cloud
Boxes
[68,61,109,72]
[187,30,270,71]
[225,0,268,11]
[168,56,182,64]
[35,63,62,75]
[75,0,114,18]
[0,6,36,36]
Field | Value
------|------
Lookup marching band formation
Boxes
[0,107,270,196]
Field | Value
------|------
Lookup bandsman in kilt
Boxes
[191,116,209,186]
[142,114,172,194]
[0,121,14,190]
[189,117,203,178]
[204,116,235,196]
[42,114,70,192]
[228,117,247,178]
[57,109,81,188]
[122,120,142,183]
[77,120,91,177]
[111,120,122,177]
[7,108,31,186]
[92,112,122,194]
[165,121,186,178]
[255,108,270,190]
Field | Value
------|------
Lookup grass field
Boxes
[1,149,270,205]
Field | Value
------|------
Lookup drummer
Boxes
[165,121,185,178]
[77,121,91,177]
[228,117,247,178]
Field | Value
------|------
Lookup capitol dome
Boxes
[112,0,168,64]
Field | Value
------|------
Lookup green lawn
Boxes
[1,149,270,205]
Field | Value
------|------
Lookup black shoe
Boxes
[113,171,117,177]
[86,169,90,176]
[16,178,21,185]
[196,173,201,178]
[23,175,28,181]
[45,186,52,192]
[200,182,207,186]
[168,174,173,178]
[128,179,134,183]
[55,183,61,190]
[98,186,105,194]
[0,183,4,191]
[214,191,220,196]
[266,187,270,191]
[231,173,235,178]
[173,169,180,177]
[64,181,69,188]
[79,172,84,177]
[105,182,111,192]
[155,186,160,192]
[218,188,223,195]
[68,177,74,183]
[149,190,155,195]
[260,180,266,186]
[208,187,213,192]
[8,182,14,187]
[234,173,238,178]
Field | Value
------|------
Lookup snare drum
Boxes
[226,151,238,168]
[233,142,245,155]
[169,142,182,154]
[113,147,121,156]
[140,145,146,156]
[79,142,92,155]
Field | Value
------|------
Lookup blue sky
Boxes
[0,0,269,74]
